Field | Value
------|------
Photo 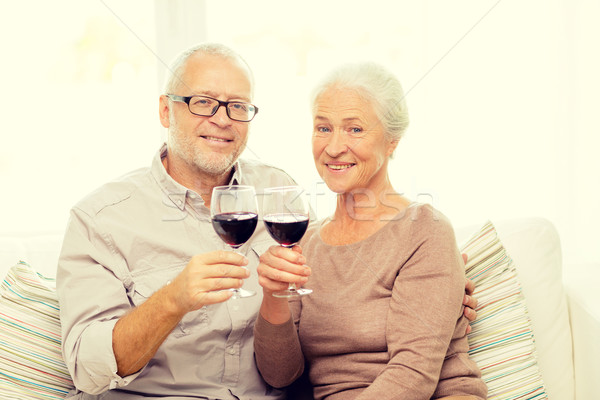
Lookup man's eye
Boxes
[350,127,362,134]
[317,127,330,133]
[231,103,247,111]
[193,97,212,106]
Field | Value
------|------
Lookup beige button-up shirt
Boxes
[57,144,297,399]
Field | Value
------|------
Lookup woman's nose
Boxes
[325,131,350,157]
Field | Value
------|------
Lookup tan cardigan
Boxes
[254,204,487,400]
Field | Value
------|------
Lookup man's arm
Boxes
[112,251,249,376]
[58,209,250,392]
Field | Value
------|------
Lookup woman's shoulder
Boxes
[399,203,456,240]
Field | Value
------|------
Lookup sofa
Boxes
[0,217,598,399]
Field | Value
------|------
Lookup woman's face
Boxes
[312,87,398,195]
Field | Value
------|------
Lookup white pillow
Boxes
[493,218,574,400]
[0,262,74,399]
[461,221,547,399]
[0,232,64,279]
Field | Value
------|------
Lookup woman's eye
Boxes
[350,127,363,134]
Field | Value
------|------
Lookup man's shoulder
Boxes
[238,158,297,187]
[238,158,290,174]
[73,167,151,216]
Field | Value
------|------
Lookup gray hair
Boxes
[163,42,255,95]
[310,62,409,142]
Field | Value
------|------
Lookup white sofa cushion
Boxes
[0,232,64,280]
[456,218,575,400]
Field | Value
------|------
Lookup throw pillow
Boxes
[461,222,548,400]
[0,261,74,399]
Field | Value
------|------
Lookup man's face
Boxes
[160,53,253,177]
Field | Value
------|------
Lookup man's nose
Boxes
[209,104,232,127]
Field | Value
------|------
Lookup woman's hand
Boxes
[257,245,311,294]
[257,245,311,324]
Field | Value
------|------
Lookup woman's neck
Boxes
[322,182,411,245]
[334,179,408,221]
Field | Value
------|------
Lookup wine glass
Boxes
[210,185,258,299]
[262,186,312,298]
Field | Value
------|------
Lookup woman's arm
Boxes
[354,217,479,400]
[253,245,309,388]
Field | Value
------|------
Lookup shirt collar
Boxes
[151,143,243,210]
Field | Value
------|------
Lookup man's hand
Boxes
[462,253,478,334]
[167,250,251,313]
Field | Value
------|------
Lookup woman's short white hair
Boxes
[163,42,255,95]
[310,62,409,143]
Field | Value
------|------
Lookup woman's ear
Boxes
[159,95,171,128]
[387,139,399,157]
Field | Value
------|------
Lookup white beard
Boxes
[167,118,242,177]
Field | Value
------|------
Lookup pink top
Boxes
[254,204,487,399]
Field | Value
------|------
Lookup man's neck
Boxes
[161,156,234,207]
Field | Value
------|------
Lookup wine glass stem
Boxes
[229,247,256,298]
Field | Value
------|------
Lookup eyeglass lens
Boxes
[189,96,255,121]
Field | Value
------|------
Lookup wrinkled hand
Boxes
[167,250,250,312]
[257,245,311,295]
[462,253,478,334]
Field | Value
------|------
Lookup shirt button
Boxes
[227,347,236,355]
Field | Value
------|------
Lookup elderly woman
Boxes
[253,62,487,400]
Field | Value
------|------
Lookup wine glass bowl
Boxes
[210,185,258,298]
[262,186,312,298]
[212,211,258,249]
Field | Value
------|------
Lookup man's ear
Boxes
[159,95,171,128]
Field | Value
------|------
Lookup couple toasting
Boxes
[56,42,487,399]
[210,184,312,299]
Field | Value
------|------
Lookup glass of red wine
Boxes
[262,186,312,298]
[210,185,258,299]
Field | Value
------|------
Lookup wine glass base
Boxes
[231,288,256,299]
[272,288,313,298]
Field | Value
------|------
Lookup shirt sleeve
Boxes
[354,216,477,400]
[57,207,143,394]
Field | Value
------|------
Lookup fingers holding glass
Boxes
[262,186,312,297]
[210,185,258,298]
[257,245,310,293]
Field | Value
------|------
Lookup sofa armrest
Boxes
[563,263,600,400]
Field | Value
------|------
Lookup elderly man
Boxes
[57,43,477,399]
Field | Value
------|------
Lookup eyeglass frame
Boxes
[165,94,259,122]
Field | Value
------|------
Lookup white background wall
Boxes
[1,0,598,268]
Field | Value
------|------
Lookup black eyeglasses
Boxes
[166,94,258,122]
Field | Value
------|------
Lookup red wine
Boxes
[212,212,258,248]
[264,213,309,247]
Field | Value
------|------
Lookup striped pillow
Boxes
[462,222,548,400]
[0,261,74,399]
